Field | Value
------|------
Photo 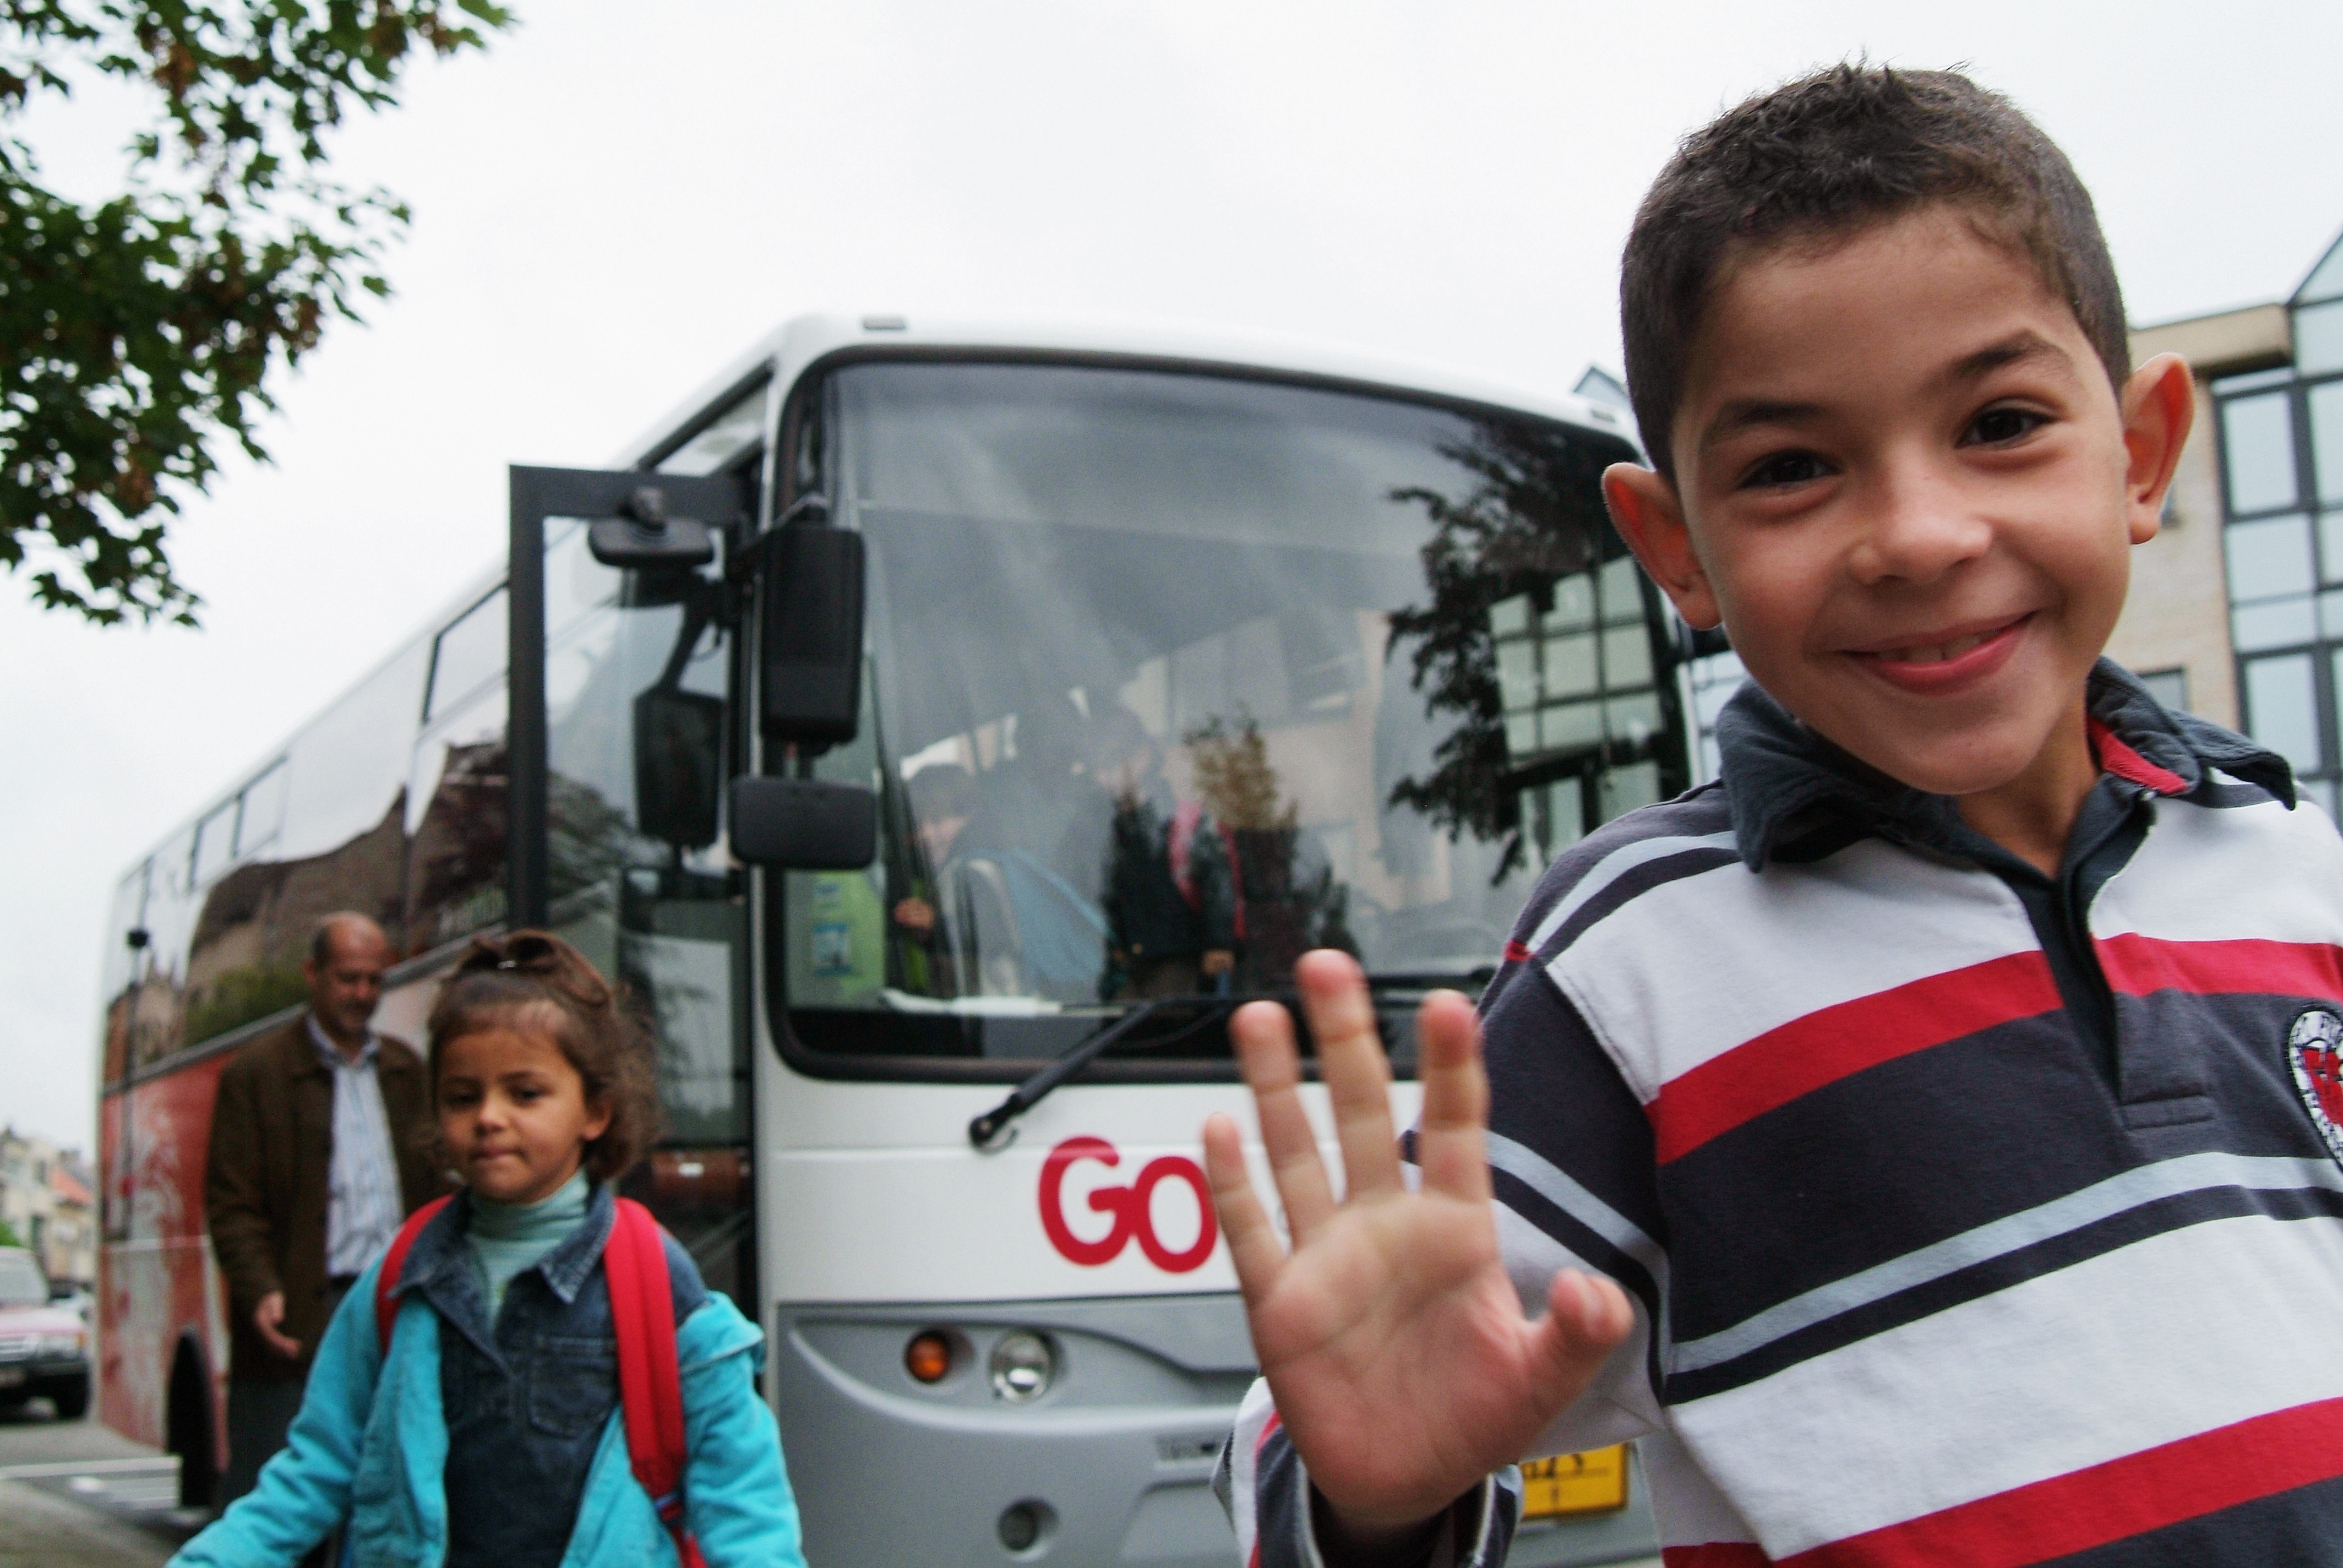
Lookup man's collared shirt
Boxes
[307,1016,404,1279]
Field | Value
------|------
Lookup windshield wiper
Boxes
[1362,967,1498,993]
[967,997,1243,1151]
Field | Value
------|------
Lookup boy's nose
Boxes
[1845,463,1992,585]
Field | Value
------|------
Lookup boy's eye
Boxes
[1963,405,2047,446]
[1739,450,1833,489]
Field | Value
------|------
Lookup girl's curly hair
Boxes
[426,930,659,1183]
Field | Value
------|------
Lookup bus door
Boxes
[507,458,763,1308]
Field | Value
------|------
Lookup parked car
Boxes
[0,1246,90,1418]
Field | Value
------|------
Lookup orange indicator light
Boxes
[905,1330,954,1384]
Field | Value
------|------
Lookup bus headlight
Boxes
[987,1332,1054,1403]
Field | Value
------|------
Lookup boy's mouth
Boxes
[1848,614,2030,690]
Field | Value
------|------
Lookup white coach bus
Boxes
[96,313,1684,1567]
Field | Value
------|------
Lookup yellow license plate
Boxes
[1519,1445,1630,1519]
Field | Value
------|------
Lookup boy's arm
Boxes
[1218,1379,1529,1568]
[1201,952,1634,1560]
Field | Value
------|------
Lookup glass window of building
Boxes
[2138,667,2189,714]
[2215,225,2343,818]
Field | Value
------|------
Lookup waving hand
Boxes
[1200,951,1633,1537]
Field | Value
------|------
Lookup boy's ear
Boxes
[582,1095,613,1143]
[2119,352,2195,546]
[1603,463,1721,630]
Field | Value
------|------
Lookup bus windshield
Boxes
[784,360,1660,1070]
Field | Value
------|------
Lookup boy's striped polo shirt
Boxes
[1224,663,2343,1568]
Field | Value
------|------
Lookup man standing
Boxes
[204,912,443,1502]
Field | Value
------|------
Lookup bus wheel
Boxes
[167,1340,217,1509]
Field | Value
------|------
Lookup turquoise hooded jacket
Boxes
[169,1245,805,1568]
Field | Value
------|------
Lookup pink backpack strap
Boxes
[1168,802,1246,942]
[604,1198,707,1568]
[374,1195,453,1359]
[1169,801,1203,910]
[1220,821,1246,942]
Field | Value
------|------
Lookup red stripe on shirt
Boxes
[1664,1546,1773,1566]
[1778,1397,2343,1567]
[1647,952,2063,1163]
[1246,1409,1282,1568]
[2096,934,2343,1003]
[2089,717,2189,796]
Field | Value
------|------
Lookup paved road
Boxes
[0,1398,202,1568]
[0,1397,1668,1568]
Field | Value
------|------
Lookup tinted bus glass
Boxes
[786,362,1655,1069]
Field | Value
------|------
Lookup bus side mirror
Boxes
[634,687,726,850]
[760,527,864,747]
[729,777,877,869]
[587,486,717,570]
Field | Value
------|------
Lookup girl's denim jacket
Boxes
[170,1185,805,1568]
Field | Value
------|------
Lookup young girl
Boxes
[172,932,804,1568]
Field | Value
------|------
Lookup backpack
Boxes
[375,1195,709,1568]
[1168,801,1247,943]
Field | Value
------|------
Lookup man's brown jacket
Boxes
[203,1016,445,1382]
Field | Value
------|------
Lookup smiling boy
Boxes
[1206,66,2343,1567]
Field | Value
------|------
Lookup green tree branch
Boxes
[0,0,511,624]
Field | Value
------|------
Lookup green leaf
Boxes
[0,0,514,623]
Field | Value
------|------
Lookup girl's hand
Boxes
[1201,951,1633,1534]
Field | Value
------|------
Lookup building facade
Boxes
[2102,303,2294,730]
[0,1127,97,1288]
[2193,229,2343,815]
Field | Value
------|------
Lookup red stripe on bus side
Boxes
[1662,1545,1772,1566]
[1778,1397,2343,1568]
[1647,952,2063,1164]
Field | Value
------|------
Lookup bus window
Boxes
[654,378,769,477]
[781,361,1657,1071]
[541,526,752,1304]
[190,799,239,886]
[236,760,288,859]
[100,862,152,1087]
[406,678,510,951]
[544,520,618,643]
[426,588,508,723]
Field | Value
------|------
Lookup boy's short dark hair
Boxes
[1620,63,2130,480]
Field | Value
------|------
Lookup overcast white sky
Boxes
[4,0,2340,1153]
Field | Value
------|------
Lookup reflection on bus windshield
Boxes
[784,362,1663,1063]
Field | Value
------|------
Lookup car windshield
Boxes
[783,360,1667,1069]
[0,1253,48,1306]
